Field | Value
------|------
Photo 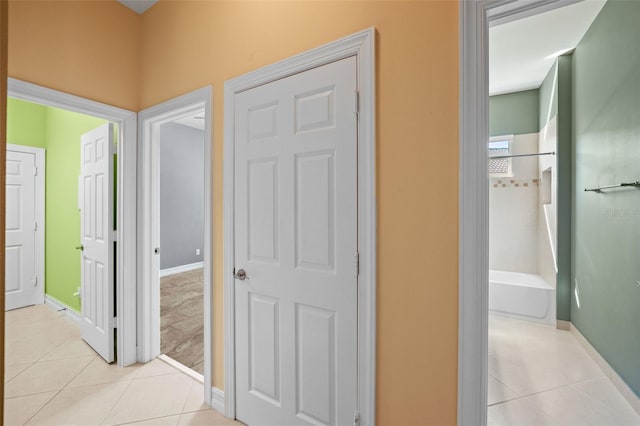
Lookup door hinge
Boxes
[32,276,38,287]
[112,230,117,242]
[355,252,360,277]
[354,90,360,114]
[34,167,38,176]
[110,317,117,329]
[34,222,38,232]
[354,410,360,426]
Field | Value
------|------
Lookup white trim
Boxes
[159,261,204,278]
[138,86,213,407]
[8,78,138,367]
[158,354,204,383]
[570,323,640,415]
[6,144,45,307]
[459,2,575,424]
[44,295,82,324]
[210,387,225,414]
[223,28,376,423]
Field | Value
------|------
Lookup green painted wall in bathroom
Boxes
[539,62,558,131]
[571,0,640,396]
[489,89,539,136]
[556,55,573,322]
[45,108,107,311]
[6,97,47,148]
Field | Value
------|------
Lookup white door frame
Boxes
[7,78,138,366]
[137,87,214,403]
[223,28,376,424]
[6,143,45,307]
[458,1,571,424]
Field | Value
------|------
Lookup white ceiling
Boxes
[117,0,158,14]
[173,111,206,131]
[489,0,606,96]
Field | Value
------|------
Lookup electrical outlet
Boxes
[196,249,201,256]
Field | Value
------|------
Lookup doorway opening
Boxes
[5,79,137,366]
[460,1,640,424]
[138,87,213,403]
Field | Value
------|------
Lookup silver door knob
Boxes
[235,269,249,280]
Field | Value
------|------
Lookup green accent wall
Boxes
[571,0,640,396]
[489,89,540,136]
[45,108,107,311]
[6,97,107,312]
[539,62,558,131]
[556,55,573,322]
[6,98,47,148]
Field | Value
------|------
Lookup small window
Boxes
[488,135,513,177]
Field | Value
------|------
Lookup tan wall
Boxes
[7,1,460,424]
[8,0,141,111]
[1,0,9,415]
[141,2,459,424]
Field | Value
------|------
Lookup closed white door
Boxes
[80,123,115,363]
[234,57,358,425]
[5,150,37,311]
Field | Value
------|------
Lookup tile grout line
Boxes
[98,376,138,425]
[20,354,99,424]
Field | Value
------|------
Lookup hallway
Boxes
[4,304,239,425]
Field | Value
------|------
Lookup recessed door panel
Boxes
[248,158,279,263]
[295,304,336,425]
[248,292,281,405]
[295,151,335,272]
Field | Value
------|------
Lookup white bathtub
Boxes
[489,270,554,323]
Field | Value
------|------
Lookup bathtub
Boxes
[489,270,554,323]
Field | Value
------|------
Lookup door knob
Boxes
[234,269,249,280]
[75,245,84,251]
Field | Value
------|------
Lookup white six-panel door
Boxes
[80,123,116,363]
[5,150,37,311]
[234,57,358,425]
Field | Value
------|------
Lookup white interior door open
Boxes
[234,56,359,425]
[79,123,116,363]
[5,149,38,310]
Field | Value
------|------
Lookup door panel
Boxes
[235,56,358,426]
[80,123,115,363]
[5,150,37,310]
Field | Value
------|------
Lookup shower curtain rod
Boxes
[489,151,556,160]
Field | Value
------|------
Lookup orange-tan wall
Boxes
[7,0,141,111]
[141,2,459,424]
[7,1,460,424]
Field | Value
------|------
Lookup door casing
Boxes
[5,144,45,309]
[137,86,214,405]
[7,78,138,367]
[223,28,376,424]
[458,1,574,424]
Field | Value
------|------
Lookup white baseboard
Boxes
[570,323,640,415]
[44,295,82,325]
[210,387,225,415]
[157,354,204,383]
[159,261,204,277]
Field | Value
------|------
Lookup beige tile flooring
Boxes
[488,314,640,425]
[4,304,242,426]
[160,269,203,374]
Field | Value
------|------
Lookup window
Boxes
[488,135,513,177]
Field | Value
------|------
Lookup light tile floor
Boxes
[488,314,640,426]
[4,304,242,426]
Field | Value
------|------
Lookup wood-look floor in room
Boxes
[160,268,204,375]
